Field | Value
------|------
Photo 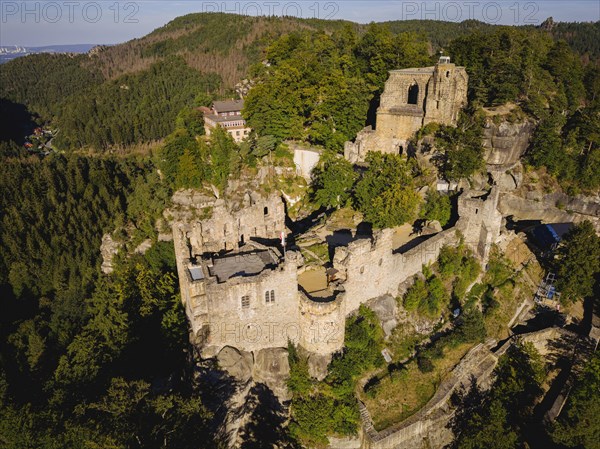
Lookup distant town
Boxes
[0,44,97,63]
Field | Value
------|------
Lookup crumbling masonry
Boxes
[345,57,468,163]
[173,187,502,361]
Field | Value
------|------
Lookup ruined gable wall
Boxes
[189,193,285,255]
[345,63,468,163]
[377,70,433,143]
[199,255,301,358]
[423,63,468,127]
[456,187,502,260]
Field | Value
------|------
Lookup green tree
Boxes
[555,221,600,303]
[311,153,358,209]
[435,113,485,181]
[551,351,600,449]
[421,190,452,226]
[354,152,420,228]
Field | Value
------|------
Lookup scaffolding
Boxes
[535,272,561,304]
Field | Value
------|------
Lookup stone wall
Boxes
[359,342,500,449]
[333,187,502,315]
[455,187,503,260]
[334,228,459,315]
[187,193,285,255]
[199,254,301,358]
[298,292,345,355]
[345,60,468,163]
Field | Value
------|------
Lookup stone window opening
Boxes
[264,206,269,216]
[360,266,365,274]
[241,295,250,308]
[265,290,275,304]
[475,208,479,214]
[446,71,450,78]
[399,145,404,155]
[407,83,419,105]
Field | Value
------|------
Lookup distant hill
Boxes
[0,44,98,64]
[1,13,597,150]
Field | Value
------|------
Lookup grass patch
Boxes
[362,342,473,430]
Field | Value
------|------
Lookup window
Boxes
[360,266,365,274]
[264,207,269,216]
[407,83,419,105]
[241,295,250,308]
[265,290,275,304]
[236,131,240,136]
[446,71,450,78]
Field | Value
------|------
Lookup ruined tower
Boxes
[345,56,468,163]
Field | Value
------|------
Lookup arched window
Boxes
[407,84,419,105]
[264,206,269,216]
[265,290,275,304]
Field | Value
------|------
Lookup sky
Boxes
[1,0,599,47]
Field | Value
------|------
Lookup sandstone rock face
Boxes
[134,238,152,255]
[367,295,398,339]
[171,189,216,208]
[217,346,254,383]
[483,119,535,167]
[253,347,291,400]
[100,233,121,274]
[499,191,600,231]
[307,352,333,381]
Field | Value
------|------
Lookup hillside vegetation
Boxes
[1,14,599,151]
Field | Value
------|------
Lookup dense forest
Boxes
[1,11,600,449]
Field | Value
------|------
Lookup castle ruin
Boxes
[173,186,502,363]
[345,56,468,163]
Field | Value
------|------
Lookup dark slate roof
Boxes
[213,99,244,113]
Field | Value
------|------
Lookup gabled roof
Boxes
[213,99,244,113]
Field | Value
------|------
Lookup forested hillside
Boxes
[1,13,598,151]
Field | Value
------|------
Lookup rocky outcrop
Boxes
[307,352,333,381]
[499,191,600,231]
[100,233,122,274]
[217,346,254,383]
[367,295,398,339]
[134,238,152,255]
[253,348,291,400]
[216,346,292,400]
[483,118,535,168]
